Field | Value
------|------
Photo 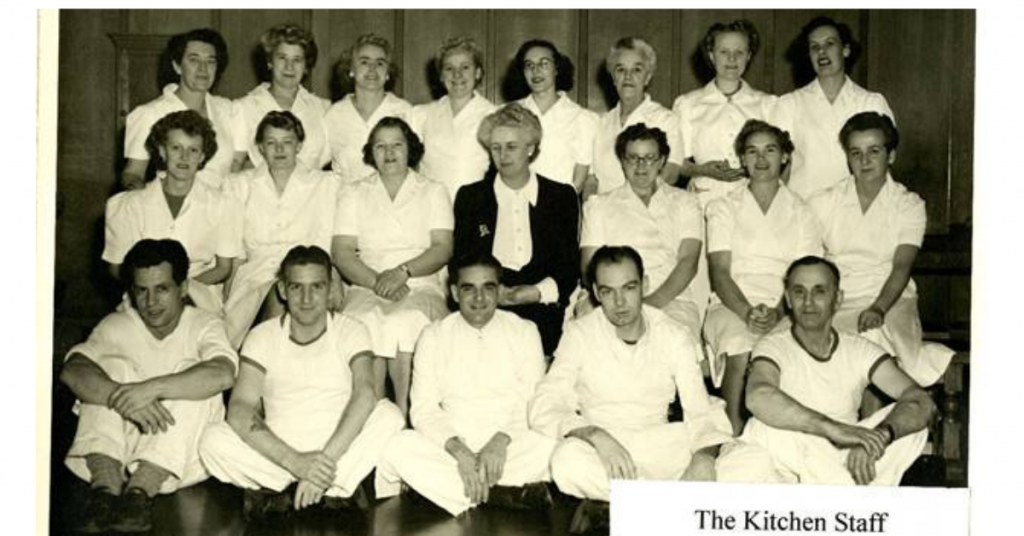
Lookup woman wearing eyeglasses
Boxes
[579,123,703,338]
[511,39,598,192]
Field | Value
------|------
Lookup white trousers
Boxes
[550,422,696,501]
[343,286,447,358]
[377,429,556,516]
[64,355,224,494]
[833,297,954,387]
[198,399,404,498]
[716,404,928,485]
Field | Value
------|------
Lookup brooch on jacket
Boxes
[478,224,491,238]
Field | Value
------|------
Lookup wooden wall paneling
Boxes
[584,10,676,112]
[489,10,579,104]
[768,9,864,95]
[126,9,214,35]
[673,10,775,97]
[399,10,490,105]
[313,9,398,102]
[867,10,953,234]
[948,10,974,228]
[216,9,311,99]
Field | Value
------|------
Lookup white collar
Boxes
[494,171,539,206]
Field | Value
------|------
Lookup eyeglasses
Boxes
[524,58,554,72]
[623,154,662,167]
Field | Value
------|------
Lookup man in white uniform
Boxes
[716,256,935,486]
[60,239,237,533]
[378,252,556,516]
[200,245,404,518]
[531,246,732,531]
[772,16,893,199]
[580,124,705,335]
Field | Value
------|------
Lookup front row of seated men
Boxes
[60,239,935,533]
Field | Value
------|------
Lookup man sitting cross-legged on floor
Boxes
[199,245,404,518]
[530,245,733,532]
[716,255,936,485]
[377,251,557,516]
[60,239,237,533]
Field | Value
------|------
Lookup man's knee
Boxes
[550,438,597,485]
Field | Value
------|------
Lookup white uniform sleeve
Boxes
[342,316,374,364]
[232,96,255,153]
[214,193,245,260]
[658,108,684,166]
[793,198,825,258]
[102,193,140,265]
[197,314,240,371]
[427,181,455,230]
[578,197,605,248]
[896,188,927,247]
[409,324,461,447]
[571,109,599,167]
[672,94,695,161]
[65,315,120,363]
[528,324,588,438]
[124,104,159,161]
[770,93,796,135]
[705,197,734,254]
[671,324,733,452]
[677,191,705,244]
[507,321,548,433]
[333,181,360,237]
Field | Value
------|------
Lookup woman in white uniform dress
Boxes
[704,119,821,435]
[234,23,331,172]
[223,111,342,348]
[333,117,454,419]
[325,33,413,183]
[410,36,496,202]
[511,39,598,191]
[591,37,682,196]
[673,19,776,208]
[808,112,953,388]
[121,28,245,191]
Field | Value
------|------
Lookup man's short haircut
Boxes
[702,19,761,66]
[477,103,543,162]
[362,116,426,170]
[513,39,576,92]
[145,110,218,171]
[260,23,318,74]
[168,28,229,80]
[839,111,899,152]
[121,239,190,286]
[255,110,306,144]
[277,245,332,282]
[733,119,795,161]
[784,255,841,289]
[447,251,503,286]
[614,123,669,161]
[586,245,645,288]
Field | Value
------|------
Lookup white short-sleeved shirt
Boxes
[241,313,372,448]
[706,184,822,304]
[410,92,496,201]
[517,92,599,187]
[102,175,244,275]
[411,310,546,446]
[224,163,342,259]
[808,175,926,301]
[67,306,238,381]
[324,92,414,184]
[581,183,702,301]
[234,83,331,171]
[672,80,777,195]
[772,77,894,199]
[751,329,890,424]
[591,94,682,194]
[333,170,453,290]
[124,84,241,184]
[529,306,732,450]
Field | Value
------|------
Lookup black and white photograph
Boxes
[37,7,989,536]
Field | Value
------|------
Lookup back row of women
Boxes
[104,15,953,434]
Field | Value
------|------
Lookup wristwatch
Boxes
[399,263,412,278]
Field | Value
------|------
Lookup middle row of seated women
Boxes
[103,95,953,434]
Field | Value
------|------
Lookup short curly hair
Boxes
[702,19,760,68]
[513,39,575,92]
[477,103,543,163]
[260,23,318,76]
[839,112,899,153]
[733,119,795,162]
[168,28,229,81]
[607,36,657,76]
[614,123,669,162]
[145,110,217,171]
[362,116,426,171]
[436,36,485,85]
[121,239,190,287]
[255,110,306,145]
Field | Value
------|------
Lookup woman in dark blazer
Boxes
[453,103,580,355]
